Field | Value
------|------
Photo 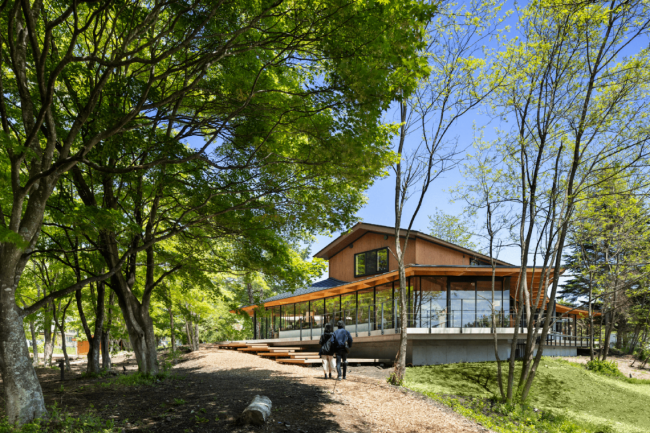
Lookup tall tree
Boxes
[0,0,433,423]
[389,0,506,384]
[488,0,650,402]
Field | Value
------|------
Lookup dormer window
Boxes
[355,248,389,277]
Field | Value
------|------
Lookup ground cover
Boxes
[1,346,489,433]
[404,358,650,433]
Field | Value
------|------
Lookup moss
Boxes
[405,358,650,433]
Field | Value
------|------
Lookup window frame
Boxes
[354,247,389,277]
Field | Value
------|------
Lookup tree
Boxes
[389,0,507,384]
[427,208,479,251]
[487,0,650,402]
[0,0,434,423]
[562,172,650,360]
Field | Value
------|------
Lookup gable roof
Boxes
[313,222,513,266]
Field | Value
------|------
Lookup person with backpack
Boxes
[319,323,335,379]
[333,320,353,380]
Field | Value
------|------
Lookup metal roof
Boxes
[261,277,349,304]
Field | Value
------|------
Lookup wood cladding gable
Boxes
[328,232,472,281]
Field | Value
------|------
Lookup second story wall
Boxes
[415,238,469,266]
[328,232,414,281]
[328,232,472,281]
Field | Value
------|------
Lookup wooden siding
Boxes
[414,237,469,266]
[328,232,416,281]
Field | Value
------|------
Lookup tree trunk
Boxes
[43,304,54,367]
[59,326,71,371]
[588,279,594,361]
[194,315,200,351]
[169,304,176,353]
[114,289,159,374]
[0,279,48,424]
[102,290,115,370]
[76,283,106,374]
[29,319,39,365]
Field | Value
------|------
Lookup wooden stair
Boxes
[217,342,388,367]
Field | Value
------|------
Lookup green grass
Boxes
[405,358,650,433]
[0,403,117,432]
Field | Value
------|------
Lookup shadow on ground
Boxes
[0,351,369,433]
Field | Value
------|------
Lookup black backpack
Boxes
[321,333,335,355]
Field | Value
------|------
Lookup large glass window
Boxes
[375,282,393,329]
[356,287,375,332]
[354,248,389,277]
[477,280,503,327]
[324,296,340,327]
[450,280,475,327]
[311,299,325,332]
[421,277,447,328]
[281,304,297,332]
[272,306,281,338]
[341,293,356,327]
[297,301,310,330]
[408,277,420,327]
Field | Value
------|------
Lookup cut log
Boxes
[240,395,272,426]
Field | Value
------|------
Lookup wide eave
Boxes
[241,265,557,313]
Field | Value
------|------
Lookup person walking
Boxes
[319,323,335,379]
[333,320,353,381]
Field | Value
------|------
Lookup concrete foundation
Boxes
[243,329,579,365]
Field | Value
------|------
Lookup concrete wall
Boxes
[412,339,512,365]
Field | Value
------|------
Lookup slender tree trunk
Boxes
[102,290,115,370]
[43,303,54,367]
[589,279,594,360]
[169,306,176,353]
[194,315,200,351]
[76,283,106,374]
[29,319,39,365]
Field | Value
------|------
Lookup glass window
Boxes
[354,248,389,277]
[324,296,340,328]
[450,280,475,327]
[297,301,310,330]
[421,276,447,328]
[477,280,503,327]
[281,304,297,332]
[355,254,366,276]
[409,277,420,327]
[356,287,375,332]
[375,283,393,329]
[341,293,356,327]
[272,306,281,338]
[311,299,325,332]
[377,249,388,272]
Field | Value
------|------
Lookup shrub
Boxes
[586,360,623,378]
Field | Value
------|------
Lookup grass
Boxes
[0,403,117,432]
[405,358,650,433]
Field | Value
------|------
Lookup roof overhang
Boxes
[313,222,513,266]
[240,265,556,313]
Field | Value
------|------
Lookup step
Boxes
[277,358,391,365]
[259,352,294,358]
[266,347,306,351]
[238,347,271,352]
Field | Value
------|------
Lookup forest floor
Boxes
[0,346,489,433]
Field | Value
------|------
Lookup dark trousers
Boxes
[336,351,348,378]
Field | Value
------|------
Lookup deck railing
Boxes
[255,301,589,347]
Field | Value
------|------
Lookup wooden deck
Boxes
[216,342,387,367]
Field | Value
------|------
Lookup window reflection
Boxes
[421,277,447,328]
[450,280,475,327]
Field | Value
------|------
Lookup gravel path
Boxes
[180,347,489,433]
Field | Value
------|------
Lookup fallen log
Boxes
[240,395,272,426]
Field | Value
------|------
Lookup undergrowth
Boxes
[96,370,180,388]
[418,392,614,433]
[0,403,117,433]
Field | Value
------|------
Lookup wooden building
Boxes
[239,223,590,364]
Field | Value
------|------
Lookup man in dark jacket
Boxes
[333,320,353,380]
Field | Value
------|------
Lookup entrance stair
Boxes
[216,342,390,366]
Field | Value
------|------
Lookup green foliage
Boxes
[418,392,613,433]
[427,208,479,251]
[0,404,117,432]
[405,359,650,432]
[95,371,177,389]
[585,360,624,378]
[386,372,404,386]
[173,399,186,406]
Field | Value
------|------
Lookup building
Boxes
[239,223,591,364]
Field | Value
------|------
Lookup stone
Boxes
[240,395,272,426]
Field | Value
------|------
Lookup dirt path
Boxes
[1,347,489,433]
[562,354,650,380]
